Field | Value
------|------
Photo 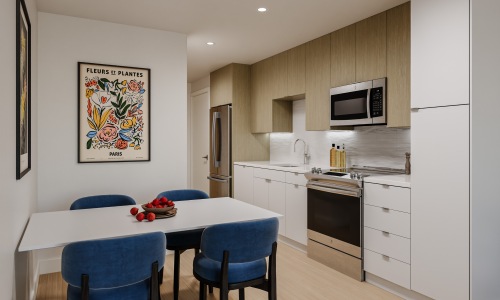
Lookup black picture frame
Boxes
[16,0,31,179]
[78,62,151,163]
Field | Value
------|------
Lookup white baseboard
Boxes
[365,272,433,300]
[39,257,62,274]
[278,235,307,253]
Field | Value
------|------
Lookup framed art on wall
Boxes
[78,62,151,163]
[16,0,31,179]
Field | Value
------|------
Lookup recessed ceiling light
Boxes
[258,7,267,12]
[206,42,214,46]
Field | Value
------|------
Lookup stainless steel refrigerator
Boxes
[207,104,231,197]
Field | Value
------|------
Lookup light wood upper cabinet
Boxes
[387,2,411,128]
[287,44,306,96]
[356,12,387,82]
[210,65,233,107]
[331,24,356,88]
[250,57,292,133]
[272,51,288,99]
[306,34,331,131]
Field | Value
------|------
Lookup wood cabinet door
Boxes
[387,2,411,128]
[272,52,288,100]
[411,105,469,300]
[287,44,306,96]
[331,24,356,88]
[305,34,331,131]
[210,65,232,107]
[411,0,469,108]
[355,12,387,82]
[250,59,273,133]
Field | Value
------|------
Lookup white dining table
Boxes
[18,197,281,252]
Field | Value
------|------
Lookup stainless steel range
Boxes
[305,165,404,281]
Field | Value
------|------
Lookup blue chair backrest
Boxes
[62,232,166,289]
[201,218,279,263]
[157,189,209,202]
[70,194,136,210]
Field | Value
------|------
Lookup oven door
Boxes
[307,184,362,258]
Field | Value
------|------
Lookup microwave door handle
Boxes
[366,88,371,119]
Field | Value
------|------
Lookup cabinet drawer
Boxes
[253,168,286,182]
[364,183,410,213]
[364,249,410,289]
[364,227,410,263]
[364,204,410,238]
[285,171,308,186]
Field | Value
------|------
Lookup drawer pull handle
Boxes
[382,207,390,212]
[265,179,271,183]
[382,184,390,189]
[382,255,390,260]
[294,184,299,188]
[382,231,390,236]
[294,172,299,175]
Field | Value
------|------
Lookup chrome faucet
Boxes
[294,139,310,165]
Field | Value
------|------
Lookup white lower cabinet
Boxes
[233,165,254,204]
[268,181,286,236]
[285,184,307,245]
[363,182,411,290]
[234,164,308,246]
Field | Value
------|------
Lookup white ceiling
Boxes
[37,0,407,83]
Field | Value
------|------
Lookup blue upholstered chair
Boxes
[70,194,136,210]
[156,189,209,300]
[193,217,279,300]
[61,232,166,300]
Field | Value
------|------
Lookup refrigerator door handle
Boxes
[207,176,230,183]
[212,111,221,168]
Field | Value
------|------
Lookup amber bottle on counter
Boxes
[330,144,336,168]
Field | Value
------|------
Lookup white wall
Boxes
[0,0,39,299]
[270,100,410,169]
[470,0,500,298]
[191,75,210,93]
[38,13,188,212]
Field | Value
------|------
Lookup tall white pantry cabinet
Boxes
[412,0,500,299]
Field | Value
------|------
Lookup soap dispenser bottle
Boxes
[330,144,336,168]
[341,144,347,170]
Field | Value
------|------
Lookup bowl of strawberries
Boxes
[141,196,175,214]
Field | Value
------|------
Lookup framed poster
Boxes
[78,62,150,163]
[16,0,31,179]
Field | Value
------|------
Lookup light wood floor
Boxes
[36,242,401,300]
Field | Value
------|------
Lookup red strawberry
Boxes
[167,200,174,207]
[130,207,139,216]
[146,203,153,208]
[152,199,160,206]
[160,197,168,204]
[136,212,145,222]
[156,205,164,208]
[147,212,156,222]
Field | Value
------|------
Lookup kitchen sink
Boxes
[271,163,300,167]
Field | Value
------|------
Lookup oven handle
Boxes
[306,184,361,198]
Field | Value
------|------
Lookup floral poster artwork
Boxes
[78,63,150,163]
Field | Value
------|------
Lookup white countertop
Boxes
[363,174,411,188]
[234,161,315,173]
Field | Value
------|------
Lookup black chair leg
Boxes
[209,286,213,293]
[199,282,207,300]
[195,248,200,255]
[159,267,164,285]
[174,250,181,300]
[239,288,245,300]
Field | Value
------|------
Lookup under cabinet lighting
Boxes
[258,7,267,12]
[206,42,214,46]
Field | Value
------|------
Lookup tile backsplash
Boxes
[270,100,411,169]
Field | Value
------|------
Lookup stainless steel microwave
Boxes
[330,78,386,126]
